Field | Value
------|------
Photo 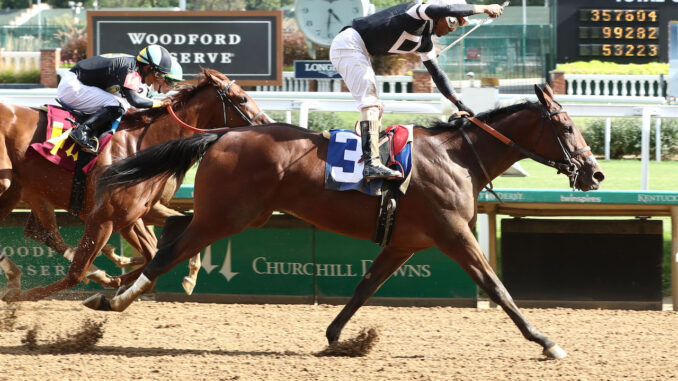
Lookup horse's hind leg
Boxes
[85,214,247,312]
[437,224,566,359]
[0,183,23,300]
[326,246,413,343]
[156,214,199,294]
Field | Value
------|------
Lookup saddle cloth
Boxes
[28,105,116,174]
[323,124,413,196]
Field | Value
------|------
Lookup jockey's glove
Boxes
[454,100,475,117]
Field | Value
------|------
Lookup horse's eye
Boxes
[563,125,574,134]
[239,96,248,104]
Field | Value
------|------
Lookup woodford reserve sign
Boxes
[87,11,282,86]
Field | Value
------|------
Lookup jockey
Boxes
[140,57,184,98]
[57,44,175,154]
[330,0,504,180]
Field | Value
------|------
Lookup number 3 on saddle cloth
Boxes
[28,105,118,174]
[323,124,413,246]
[324,124,413,196]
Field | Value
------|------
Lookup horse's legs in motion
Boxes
[107,219,160,288]
[156,214,197,294]
[326,246,414,343]
[21,196,113,284]
[0,183,23,299]
[84,215,245,311]
[437,223,566,359]
[13,221,114,301]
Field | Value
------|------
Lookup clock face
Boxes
[295,0,367,47]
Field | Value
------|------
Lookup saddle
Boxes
[28,101,119,215]
[323,124,414,247]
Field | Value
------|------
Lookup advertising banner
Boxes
[88,11,283,85]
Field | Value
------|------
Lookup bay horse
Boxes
[86,85,604,359]
[0,68,273,301]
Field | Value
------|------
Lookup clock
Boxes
[295,0,370,47]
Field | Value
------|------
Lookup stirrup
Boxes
[82,137,99,154]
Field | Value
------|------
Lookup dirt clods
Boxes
[316,327,379,357]
[22,318,106,354]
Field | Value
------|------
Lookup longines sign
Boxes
[87,11,283,85]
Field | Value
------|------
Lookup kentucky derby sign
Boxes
[87,11,283,86]
[294,60,341,79]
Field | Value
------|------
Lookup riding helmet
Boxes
[136,44,172,74]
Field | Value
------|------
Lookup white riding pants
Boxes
[330,28,381,112]
[57,71,124,113]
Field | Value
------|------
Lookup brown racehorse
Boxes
[86,85,604,359]
[0,68,272,301]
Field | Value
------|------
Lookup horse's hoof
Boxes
[182,277,196,295]
[82,293,113,311]
[543,344,567,359]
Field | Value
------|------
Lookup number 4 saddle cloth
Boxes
[28,105,116,174]
[323,124,413,196]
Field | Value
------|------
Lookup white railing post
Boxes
[604,118,611,160]
[641,107,651,190]
[655,118,662,162]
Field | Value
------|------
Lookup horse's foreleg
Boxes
[85,220,223,312]
[183,253,201,295]
[326,246,413,343]
[22,197,114,284]
[0,183,23,300]
[437,225,567,359]
[13,221,114,302]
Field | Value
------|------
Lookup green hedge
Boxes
[555,60,668,75]
[0,68,41,83]
[582,118,678,159]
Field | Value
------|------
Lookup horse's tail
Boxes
[96,131,225,200]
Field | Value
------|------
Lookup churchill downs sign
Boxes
[87,11,283,85]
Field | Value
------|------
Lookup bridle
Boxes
[459,103,591,200]
[167,80,268,133]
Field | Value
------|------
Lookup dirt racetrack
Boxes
[0,299,676,380]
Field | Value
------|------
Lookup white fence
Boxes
[565,74,666,97]
[256,72,412,94]
[0,50,40,71]
[0,88,675,189]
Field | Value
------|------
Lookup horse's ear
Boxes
[543,84,555,98]
[534,85,548,108]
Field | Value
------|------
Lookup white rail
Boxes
[564,74,665,97]
[0,88,675,189]
[0,50,40,71]
[256,72,412,94]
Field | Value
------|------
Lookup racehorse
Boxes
[0,68,272,301]
[85,85,604,359]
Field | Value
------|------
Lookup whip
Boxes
[438,0,510,57]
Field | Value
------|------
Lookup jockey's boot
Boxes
[69,105,124,154]
[360,120,402,180]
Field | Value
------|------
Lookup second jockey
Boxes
[57,44,176,154]
[330,0,504,180]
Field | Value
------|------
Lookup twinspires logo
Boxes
[294,60,341,79]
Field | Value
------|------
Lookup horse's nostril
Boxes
[593,171,605,182]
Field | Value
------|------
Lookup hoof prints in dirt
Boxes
[22,319,106,353]
[316,328,379,357]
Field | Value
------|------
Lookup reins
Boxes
[460,105,591,200]
[167,80,267,133]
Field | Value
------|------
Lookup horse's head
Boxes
[533,84,605,191]
[200,69,274,126]
[165,68,274,130]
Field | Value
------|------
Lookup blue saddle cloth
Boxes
[323,127,413,196]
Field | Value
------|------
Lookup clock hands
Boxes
[328,8,343,24]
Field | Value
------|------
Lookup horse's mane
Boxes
[424,101,540,131]
[120,68,224,130]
